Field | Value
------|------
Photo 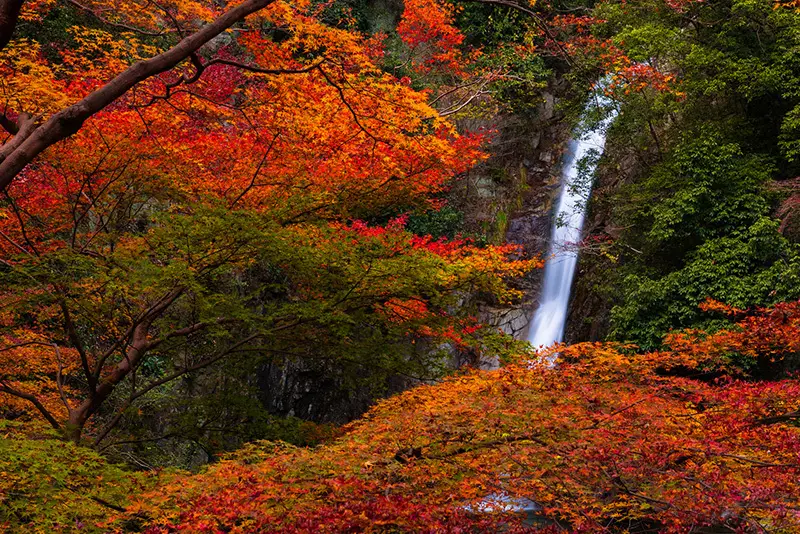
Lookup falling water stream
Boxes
[527,89,617,352]
[473,87,618,519]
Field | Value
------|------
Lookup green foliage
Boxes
[2,201,525,451]
[451,0,551,113]
[780,104,800,162]
[573,0,800,349]
[406,206,464,239]
[0,421,146,533]
[611,218,800,349]
[605,132,800,348]
[455,3,528,47]
[479,45,551,112]
[622,133,773,260]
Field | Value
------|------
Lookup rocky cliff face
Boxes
[466,83,572,344]
[257,358,411,424]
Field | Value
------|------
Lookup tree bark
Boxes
[0,112,36,164]
[66,322,152,443]
[0,0,276,192]
[0,0,24,52]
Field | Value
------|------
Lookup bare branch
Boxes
[0,340,57,352]
[59,299,96,396]
[136,57,326,108]
[229,131,280,207]
[317,65,378,141]
[434,73,495,118]
[52,343,73,417]
[88,496,127,513]
[0,228,31,255]
[206,57,326,75]
[0,380,62,430]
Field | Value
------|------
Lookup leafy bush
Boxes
[0,422,148,533]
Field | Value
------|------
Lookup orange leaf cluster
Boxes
[397,0,468,76]
[123,301,800,533]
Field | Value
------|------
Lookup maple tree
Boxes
[0,0,538,448]
[7,300,800,533]
[44,299,787,533]
[4,0,800,532]
[0,0,276,190]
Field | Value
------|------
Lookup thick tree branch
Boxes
[0,0,23,52]
[92,286,185,379]
[0,0,276,191]
[0,380,62,430]
[143,316,238,352]
[0,112,38,165]
[55,287,188,442]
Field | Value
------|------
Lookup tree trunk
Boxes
[67,323,152,444]
[0,0,24,52]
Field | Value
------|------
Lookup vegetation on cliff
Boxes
[572,0,800,347]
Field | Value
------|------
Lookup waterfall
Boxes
[470,88,618,520]
[527,90,616,351]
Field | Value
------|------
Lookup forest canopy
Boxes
[1,0,800,532]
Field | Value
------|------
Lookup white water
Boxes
[527,91,617,351]
[470,89,617,520]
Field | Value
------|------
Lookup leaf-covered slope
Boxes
[129,302,800,533]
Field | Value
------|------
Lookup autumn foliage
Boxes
[102,300,800,533]
[5,301,800,531]
[3,0,800,532]
[0,0,542,449]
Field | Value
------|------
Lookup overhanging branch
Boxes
[0,0,277,191]
[0,0,24,52]
[0,380,62,430]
